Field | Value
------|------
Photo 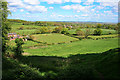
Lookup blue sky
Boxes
[6,0,119,23]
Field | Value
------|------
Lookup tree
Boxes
[1,1,11,54]
[75,28,84,36]
[61,28,68,34]
[53,27,63,33]
[94,28,102,36]
[39,27,48,34]
[84,29,91,38]
[96,24,102,28]
[15,38,24,57]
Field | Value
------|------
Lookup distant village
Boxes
[8,33,27,41]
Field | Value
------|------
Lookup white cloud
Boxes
[61,5,71,10]
[95,6,104,10]
[64,0,70,2]
[24,0,40,5]
[43,0,62,4]
[104,11,113,14]
[7,0,47,13]
[7,0,24,8]
[25,5,47,12]
[20,9,24,12]
[71,0,81,3]
[61,4,93,12]
[95,0,119,2]
[81,14,88,17]
[26,13,30,14]
[8,7,17,12]
[77,11,80,13]
[58,15,64,17]
[83,0,94,5]
[49,7,54,9]
[91,9,95,12]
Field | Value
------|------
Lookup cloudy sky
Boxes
[6,0,119,23]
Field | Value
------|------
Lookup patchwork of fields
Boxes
[23,38,118,57]
[5,21,119,80]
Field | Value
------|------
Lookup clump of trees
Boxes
[1,1,11,54]
[61,28,68,34]
[96,24,102,28]
[14,38,24,57]
[94,28,102,36]
[84,29,91,38]
[75,28,84,36]
[53,27,63,33]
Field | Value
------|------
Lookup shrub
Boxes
[39,27,48,34]
[61,28,68,34]
[29,35,34,40]
[79,37,82,40]
[96,23,102,28]
[75,29,84,36]
[19,26,24,30]
[14,38,24,57]
[53,27,63,33]
[94,28,102,36]
[84,29,91,38]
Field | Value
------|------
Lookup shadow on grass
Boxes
[16,48,120,80]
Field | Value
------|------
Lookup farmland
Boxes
[24,38,118,57]
[4,20,119,80]
[2,0,120,79]
[68,28,117,35]
[32,34,79,44]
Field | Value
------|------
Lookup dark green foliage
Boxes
[18,26,24,30]
[61,28,68,34]
[97,24,102,28]
[75,28,84,36]
[40,27,48,34]
[94,28,102,36]
[14,38,24,57]
[84,29,91,38]
[1,1,11,54]
[53,27,63,33]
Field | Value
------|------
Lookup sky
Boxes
[6,0,119,23]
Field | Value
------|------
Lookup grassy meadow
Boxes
[24,38,118,57]
[32,33,79,44]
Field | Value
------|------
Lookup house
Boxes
[8,33,24,41]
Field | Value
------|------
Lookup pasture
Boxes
[24,38,118,57]
[32,33,79,44]
[68,28,117,35]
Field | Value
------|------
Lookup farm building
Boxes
[8,33,23,41]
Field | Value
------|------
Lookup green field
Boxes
[10,23,56,36]
[24,38,118,57]
[68,28,117,35]
[32,33,79,44]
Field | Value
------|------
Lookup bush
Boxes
[61,28,68,34]
[75,29,84,36]
[84,29,91,38]
[19,26,24,30]
[39,27,48,34]
[53,27,63,33]
[94,28,102,36]
[14,38,24,57]
[29,35,34,40]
